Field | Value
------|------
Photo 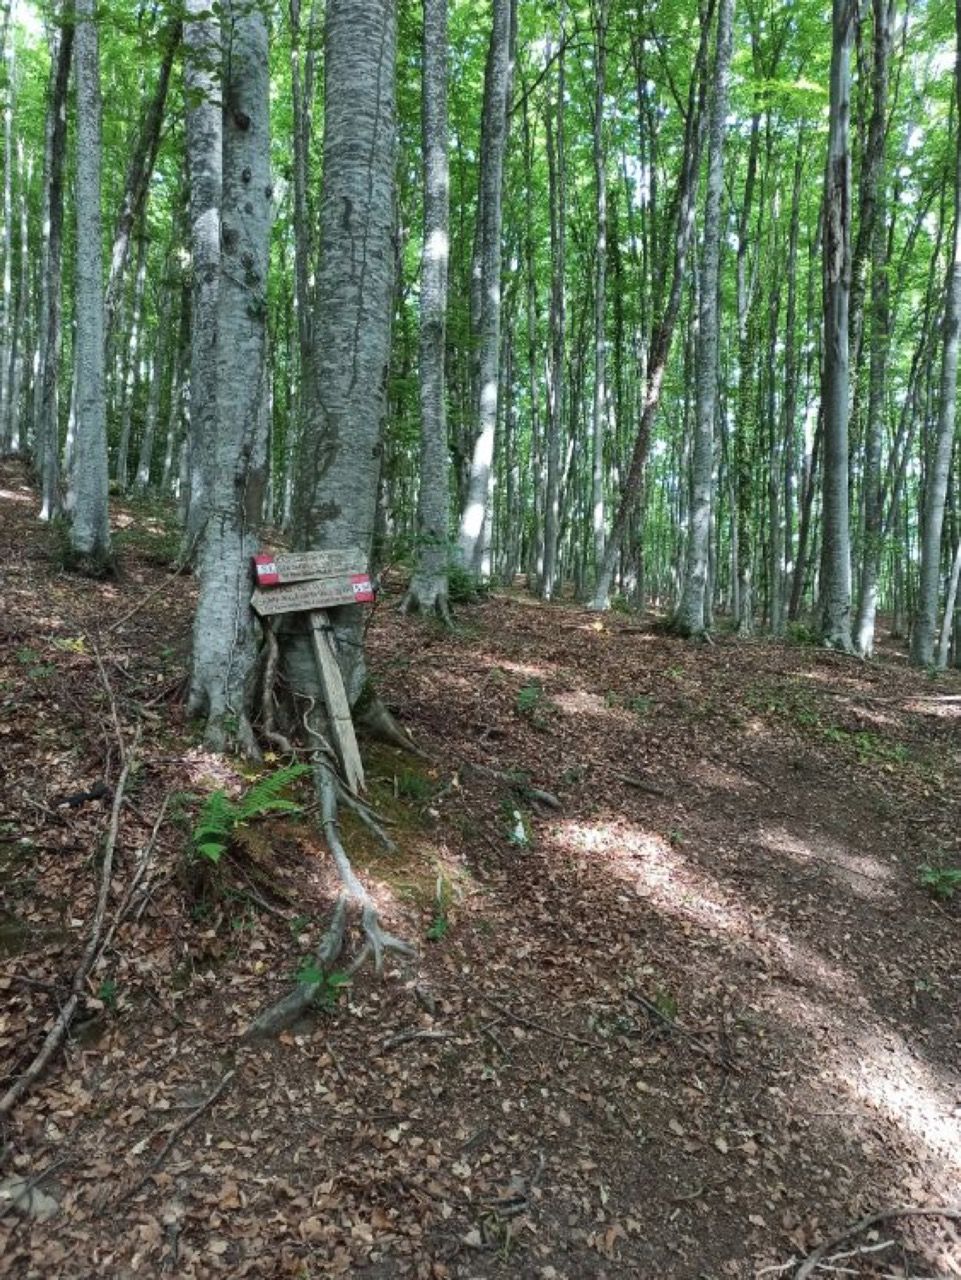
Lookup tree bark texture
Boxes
[405,0,451,618]
[675,0,732,636]
[68,0,112,570]
[457,0,512,575]
[819,0,856,651]
[188,0,270,750]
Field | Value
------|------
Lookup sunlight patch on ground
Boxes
[757,825,897,900]
[837,1029,961,1178]
[0,487,32,503]
[903,695,961,722]
[553,690,616,717]
[490,658,553,680]
[555,817,858,998]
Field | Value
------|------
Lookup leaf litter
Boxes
[1,460,960,1277]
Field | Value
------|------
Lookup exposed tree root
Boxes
[357,694,428,757]
[794,1206,961,1280]
[401,583,454,630]
[245,757,413,1038]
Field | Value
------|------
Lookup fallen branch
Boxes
[465,762,561,810]
[0,726,142,1120]
[795,1207,961,1280]
[481,995,603,1050]
[103,534,199,637]
[120,1069,236,1203]
[382,1029,455,1051]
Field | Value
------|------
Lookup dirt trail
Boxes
[1,462,960,1278]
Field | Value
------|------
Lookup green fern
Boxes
[192,763,310,863]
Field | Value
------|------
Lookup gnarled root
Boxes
[245,757,413,1039]
[357,693,428,757]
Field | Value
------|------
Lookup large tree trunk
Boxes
[541,31,565,601]
[590,0,610,580]
[36,13,72,521]
[182,0,223,549]
[819,0,856,651]
[68,0,112,573]
[456,0,512,575]
[674,0,732,636]
[404,0,451,619]
[188,0,270,751]
[912,4,961,667]
[290,0,397,705]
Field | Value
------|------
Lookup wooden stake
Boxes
[308,610,365,794]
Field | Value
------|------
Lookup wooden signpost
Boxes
[252,549,374,794]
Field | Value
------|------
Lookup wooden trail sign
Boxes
[250,572,374,617]
[253,548,365,586]
[251,548,374,793]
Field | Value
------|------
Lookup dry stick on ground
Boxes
[382,1029,455,1050]
[0,726,143,1120]
[119,1069,236,1204]
[794,1207,961,1280]
[482,995,604,1050]
[102,534,200,637]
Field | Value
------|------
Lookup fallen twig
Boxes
[120,1069,236,1203]
[102,535,198,637]
[382,1029,455,1051]
[0,726,142,1120]
[795,1207,961,1279]
[482,995,602,1050]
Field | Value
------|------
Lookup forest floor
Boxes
[1,460,961,1279]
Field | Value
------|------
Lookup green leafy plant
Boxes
[629,695,653,717]
[396,768,432,803]
[447,563,490,604]
[192,763,310,864]
[918,864,961,902]
[97,978,119,1010]
[515,681,543,717]
[426,873,453,942]
[294,961,351,1008]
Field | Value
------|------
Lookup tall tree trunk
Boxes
[819,0,856,651]
[541,32,566,600]
[290,0,397,704]
[102,20,179,351]
[0,7,13,450]
[592,2,713,610]
[590,0,609,579]
[68,0,112,572]
[912,5,961,666]
[188,0,271,750]
[675,0,732,636]
[183,0,223,549]
[456,0,512,574]
[405,0,451,619]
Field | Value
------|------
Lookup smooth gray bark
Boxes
[819,0,856,651]
[457,0,512,575]
[675,0,732,636]
[188,0,270,750]
[36,14,72,521]
[291,0,397,704]
[405,0,451,619]
[541,33,565,600]
[68,0,111,571]
[183,0,222,549]
[912,7,961,667]
[590,0,609,579]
